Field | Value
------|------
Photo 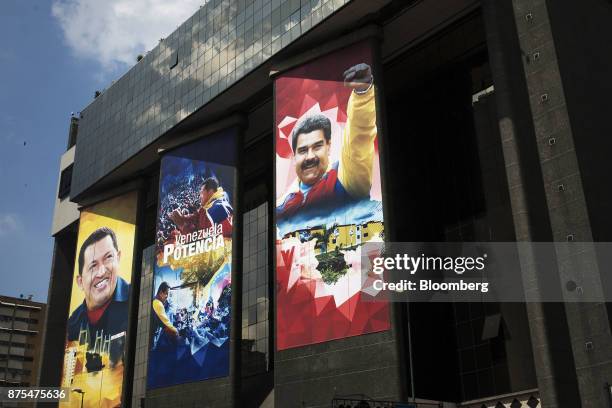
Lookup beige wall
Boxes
[51,146,79,236]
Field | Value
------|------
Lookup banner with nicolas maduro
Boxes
[147,130,236,389]
[61,191,137,408]
[274,41,390,350]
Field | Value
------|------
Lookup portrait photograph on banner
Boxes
[60,191,137,408]
[147,130,236,389]
[274,41,390,350]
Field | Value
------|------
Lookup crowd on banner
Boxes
[164,286,232,349]
[157,175,204,251]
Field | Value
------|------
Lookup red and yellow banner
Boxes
[274,41,389,350]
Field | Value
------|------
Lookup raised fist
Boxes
[343,63,373,93]
[168,209,182,225]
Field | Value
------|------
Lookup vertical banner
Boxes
[61,191,137,408]
[274,41,390,350]
[147,129,236,389]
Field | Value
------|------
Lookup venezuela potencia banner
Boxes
[147,130,236,389]
[61,191,137,408]
[274,41,390,350]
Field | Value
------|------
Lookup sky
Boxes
[0,0,201,302]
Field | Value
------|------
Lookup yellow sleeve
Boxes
[152,299,178,334]
[338,86,377,198]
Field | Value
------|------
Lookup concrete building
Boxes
[40,0,612,407]
[0,295,46,387]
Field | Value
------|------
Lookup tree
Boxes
[311,223,338,254]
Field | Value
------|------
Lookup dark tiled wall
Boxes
[131,245,154,407]
[38,227,78,388]
[275,330,402,407]
[546,0,612,243]
[72,0,351,197]
[241,203,270,377]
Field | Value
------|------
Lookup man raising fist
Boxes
[276,63,377,219]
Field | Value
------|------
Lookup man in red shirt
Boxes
[67,227,130,355]
[276,63,377,220]
[168,176,233,238]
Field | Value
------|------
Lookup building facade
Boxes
[0,295,46,388]
[40,0,612,407]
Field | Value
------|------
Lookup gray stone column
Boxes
[482,1,582,406]
[509,0,612,406]
[483,0,612,406]
[38,227,78,391]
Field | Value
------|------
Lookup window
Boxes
[241,202,269,377]
[58,164,73,200]
[0,341,33,349]
[170,51,179,69]
[13,317,38,324]
[0,354,33,362]
[67,117,78,148]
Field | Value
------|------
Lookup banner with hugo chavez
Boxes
[147,129,237,389]
[60,191,137,408]
[274,40,390,350]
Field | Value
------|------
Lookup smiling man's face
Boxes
[78,235,120,311]
[294,129,331,186]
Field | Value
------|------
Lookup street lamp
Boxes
[72,388,85,408]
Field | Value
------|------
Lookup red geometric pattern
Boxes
[276,241,390,350]
[274,42,390,350]
[276,78,353,159]
[275,42,378,159]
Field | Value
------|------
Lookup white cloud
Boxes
[0,214,20,236]
[52,0,201,71]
